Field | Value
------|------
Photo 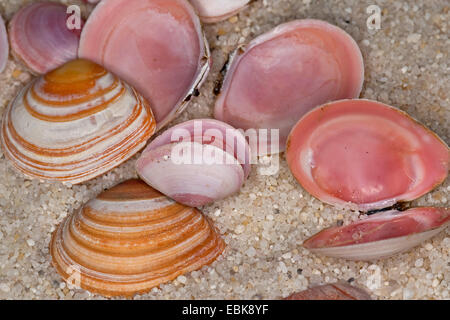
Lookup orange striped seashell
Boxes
[50,179,225,297]
[1,59,156,184]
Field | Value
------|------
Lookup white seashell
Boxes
[189,0,251,23]
[136,119,251,207]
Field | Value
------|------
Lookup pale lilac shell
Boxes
[136,119,251,207]
[9,2,82,74]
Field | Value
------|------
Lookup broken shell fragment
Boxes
[215,19,364,154]
[79,0,210,130]
[303,207,449,261]
[286,99,449,211]
[189,0,250,23]
[284,282,372,300]
[1,59,156,184]
[50,179,225,297]
[0,14,8,73]
[9,2,83,74]
[136,119,251,207]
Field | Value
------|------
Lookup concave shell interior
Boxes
[8,1,82,74]
[286,99,449,211]
[79,0,210,130]
[215,19,364,155]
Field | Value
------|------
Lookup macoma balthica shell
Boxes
[136,119,251,207]
[1,59,156,184]
[0,14,8,73]
[50,179,225,297]
[9,2,83,74]
[189,0,251,23]
[215,19,364,155]
[285,282,372,300]
[286,99,449,260]
[79,0,210,130]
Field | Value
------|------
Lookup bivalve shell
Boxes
[284,282,372,300]
[1,59,156,184]
[215,19,364,155]
[136,119,251,207]
[50,179,225,297]
[9,2,83,74]
[0,14,8,73]
[286,99,449,211]
[79,0,210,131]
[303,207,449,261]
[189,0,251,23]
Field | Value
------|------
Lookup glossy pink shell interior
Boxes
[287,99,449,211]
[215,19,364,154]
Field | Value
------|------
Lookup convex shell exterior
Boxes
[1,59,156,184]
[136,119,251,207]
[50,179,225,297]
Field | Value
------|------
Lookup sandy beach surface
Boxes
[0,0,448,299]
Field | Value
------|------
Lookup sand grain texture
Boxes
[0,0,448,300]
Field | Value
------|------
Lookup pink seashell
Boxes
[136,119,251,207]
[286,99,449,211]
[79,0,210,131]
[189,0,250,23]
[285,282,372,300]
[303,207,449,261]
[9,2,83,74]
[215,19,364,155]
[0,14,8,73]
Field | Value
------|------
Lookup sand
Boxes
[0,0,448,300]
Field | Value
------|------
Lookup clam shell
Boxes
[284,282,372,300]
[189,0,250,23]
[136,119,251,207]
[215,19,364,155]
[1,59,156,184]
[286,99,449,211]
[303,207,449,261]
[79,0,210,131]
[0,14,8,73]
[9,2,83,74]
[50,179,225,297]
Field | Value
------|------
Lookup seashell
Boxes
[189,0,251,23]
[1,59,156,184]
[0,14,8,73]
[136,119,251,207]
[286,99,449,211]
[83,0,100,4]
[9,2,83,74]
[50,179,225,297]
[215,19,364,155]
[303,207,449,261]
[79,0,210,131]
[284,282,372,300]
